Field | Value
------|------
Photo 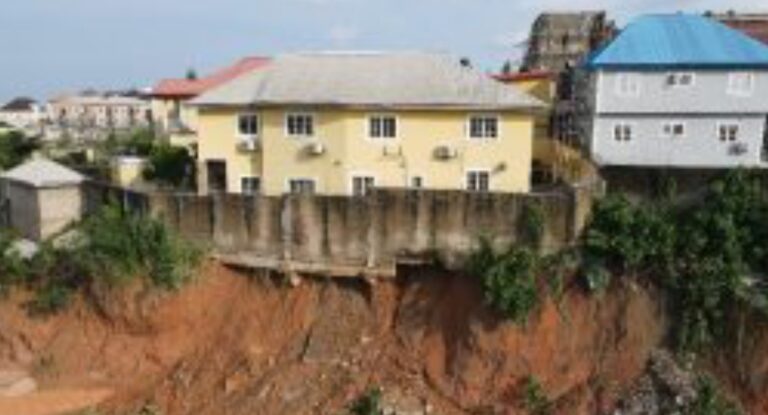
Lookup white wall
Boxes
[592,115,766,167]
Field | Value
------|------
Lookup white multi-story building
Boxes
[580,14,768,169]
[0,97,43,133]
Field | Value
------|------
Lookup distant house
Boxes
[47,92,152,140]
[0,97,43,132]
[150,57,271,150]
[580,14,768,170]
[191,52,543,196]
[1,159,85,241]
[713,12,768,45]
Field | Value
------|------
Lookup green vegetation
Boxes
[580,171,768,353]
[348,387,384,415]
[470,170,768,355]
[0,204,201,315]
[143,143,195,188]
[0,130,39,169]
[522,376,552,415]
[687,375,743,415]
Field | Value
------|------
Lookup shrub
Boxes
[75,204,200,290]
[522,376,552,415]
[520,201,546,251]
[0,231,28,296]
[348,388,384,415]
[482,247,539,324]
[686,375,743,415]
[142,143,195,188]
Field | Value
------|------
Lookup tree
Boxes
[460,57,472,68]
[0,131,40,170]
[501,60,513,75]
[186,68,198,80]
[143,144,194,188]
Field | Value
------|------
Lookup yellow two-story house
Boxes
[191,52,543,196]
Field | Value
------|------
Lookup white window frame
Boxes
[237,113,260,138]
[286,177,318,195]
[727,72,755,96]
[612,122,634,142]
[409,175,425,189]
[717,122,740,142]
[367,114,398,140]
[350,173,377,197]
[661,121,686,139]
[240,176,261,195]
[665,72,695,88]
[615,73,641,97]
[285,112,316,138]
[467,114,500,140]
[465,169,491,193]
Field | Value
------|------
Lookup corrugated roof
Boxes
[2,159,84,188]
[586,14,768,69]
[152,57,271,98]
[192,52,543,110]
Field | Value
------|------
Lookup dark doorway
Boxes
[206,160,227,193]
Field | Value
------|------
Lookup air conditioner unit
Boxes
[237,138,261,152]
[305,142,326,156]
[728,143,749,156]
[433,145,458,160]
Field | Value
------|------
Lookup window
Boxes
[241,177,261,194]
[468,115,499,139]
[665,72,695,88]
[352,176,375,197]
[410,176,424,189]
[718,123,740,142]
[728,72,755,95]
[369,115,397,139]
[615,74,641,96]
[662,122,686,138]
[288,179,316,195]
[238,114,259,136]
[286,113,314,137]
[613,123,633,142]
[466,170,490,192]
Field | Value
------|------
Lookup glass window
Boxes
[728,72,755,95]
[718,123,740,142]
[662,122,686,138]
[238,114,259,136]
[613,123,632,142]
[369,116,397,139]
[288,179,316,195]
[352,176,375,197]
[469,116,499,139]
[615,74,641,96]
[466,170,490,192]
[410,176,424,189]
[241,177,261,194]
[286,113,314,137]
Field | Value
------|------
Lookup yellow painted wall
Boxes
[506,78,554,104]
[196,107,533,195]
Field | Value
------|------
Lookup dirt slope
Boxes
[0,261,760,414]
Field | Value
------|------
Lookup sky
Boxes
[0,0,761,103]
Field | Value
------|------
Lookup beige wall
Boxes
[197,106,534,195]
[6,182,83,241]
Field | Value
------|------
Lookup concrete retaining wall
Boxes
[135,186,595,278]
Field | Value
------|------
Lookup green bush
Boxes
[0,231,28,295]
[582,170,768,352]
[142,143,195,188]
[686,375,743,415]
[520,201,546,251]
[481,247,539,324]
[0,131,39,169]
[348,388,384,415]
[522,376,552,415]
[75,204,200,290]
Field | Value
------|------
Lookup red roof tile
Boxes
[492,70,554,83]
[151,57,271,98]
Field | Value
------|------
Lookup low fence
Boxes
[83,183,598,278]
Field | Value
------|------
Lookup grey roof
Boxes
[2,159,85,188]
[192,52,543,110]
[1,97,37,112]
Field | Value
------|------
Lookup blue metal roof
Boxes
[585,14,768,69]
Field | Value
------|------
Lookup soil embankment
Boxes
[0,261,763,414]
